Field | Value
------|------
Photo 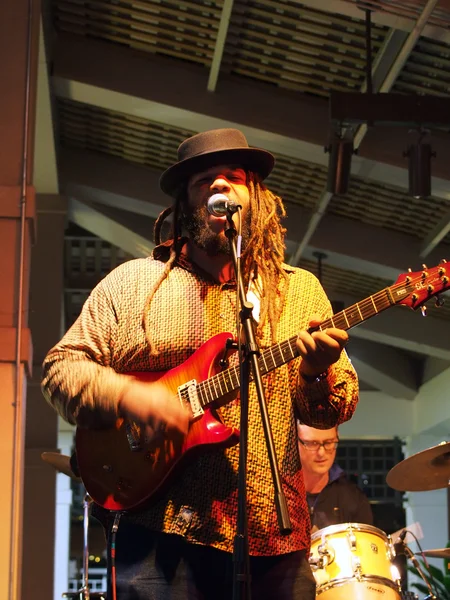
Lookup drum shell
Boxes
[310,523,401,600]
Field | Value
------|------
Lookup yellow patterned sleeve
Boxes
[290,269,359,428]
[41,264,133,428]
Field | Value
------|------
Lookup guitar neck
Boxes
[195,279,414,409]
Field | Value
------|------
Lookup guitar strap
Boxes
[247,273,262,323]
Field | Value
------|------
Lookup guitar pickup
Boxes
[178,379,204,419]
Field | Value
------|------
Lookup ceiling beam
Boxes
[299,244,401,283]
[306,212,450,278]
[422,356,450,382]
[66,183,167,220]
[292,0,450,43]
[207,0,234,92]
[34,19,58,195]
[334,291,450,360]
[68,198,154,258]
[50,33,450,192]
[58,146,171,208]
[348,338,419,399]
[420,211,450,257]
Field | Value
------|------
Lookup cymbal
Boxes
[416,548,450,559]
[41,452,81,482]
[386,441,450,492]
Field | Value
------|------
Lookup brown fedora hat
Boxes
[159,128,275,196]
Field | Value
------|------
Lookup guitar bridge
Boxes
[178,379,204,419]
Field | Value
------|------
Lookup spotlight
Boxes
[404,135,435,198]
[325,135,354,195]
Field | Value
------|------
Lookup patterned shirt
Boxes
[41,244,358,556]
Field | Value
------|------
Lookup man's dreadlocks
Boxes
[143,173,289,354]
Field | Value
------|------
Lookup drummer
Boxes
[297,421,373,533]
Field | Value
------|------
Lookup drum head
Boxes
[311,522,388,544]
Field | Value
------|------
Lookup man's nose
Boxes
[210,177,231,193]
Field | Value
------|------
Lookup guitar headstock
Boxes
[392,260,449,311]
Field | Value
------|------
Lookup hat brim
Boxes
[159,147,274,197]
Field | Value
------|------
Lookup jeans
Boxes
[107,525,316,600]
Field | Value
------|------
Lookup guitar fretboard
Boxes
[192,279,415,409]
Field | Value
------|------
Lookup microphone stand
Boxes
[224,210,292,600]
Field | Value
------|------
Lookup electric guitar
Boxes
[76,262,449,510]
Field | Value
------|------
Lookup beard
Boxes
[183,202,252,256]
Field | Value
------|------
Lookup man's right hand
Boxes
[118,380,190,439]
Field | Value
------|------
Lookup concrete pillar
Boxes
[0,1,41,599]
[23,193,67,600]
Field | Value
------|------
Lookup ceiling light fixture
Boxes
[312,250,345,314]
[404,131,435,199]
[325,133,354,195]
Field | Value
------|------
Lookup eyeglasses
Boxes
[298,439,339,452]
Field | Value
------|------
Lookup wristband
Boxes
[300,370,329,384]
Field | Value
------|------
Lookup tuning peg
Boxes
[420,306,427,317]
[435,296,445,308]
[422,264,428,269]
[441,259,447,264]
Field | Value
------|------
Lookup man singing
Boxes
[42,128,359,599]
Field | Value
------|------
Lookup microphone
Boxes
[394,529,408,554]
[207,194,241,217]
[399,529,408,542]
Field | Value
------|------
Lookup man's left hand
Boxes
[296,316,349,379]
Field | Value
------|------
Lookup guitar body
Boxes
[76,332,239,511]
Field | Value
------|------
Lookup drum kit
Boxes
[42,441,450,600]
[308,441,450,600]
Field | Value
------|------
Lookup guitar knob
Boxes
[117,477,132,491]
[420,306,427,317]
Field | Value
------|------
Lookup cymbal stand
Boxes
[401,592,418,600]
[63,493,95,600]
[403,545,437,600]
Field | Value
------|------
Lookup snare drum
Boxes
[309,523,401,600]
